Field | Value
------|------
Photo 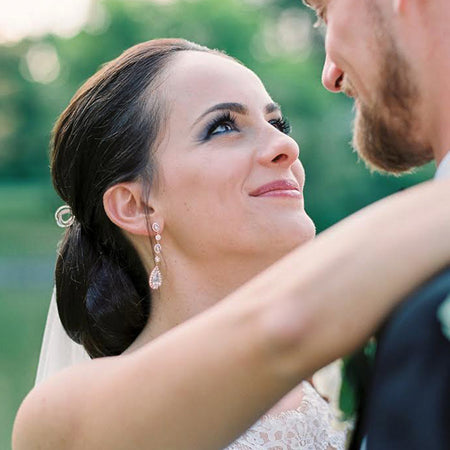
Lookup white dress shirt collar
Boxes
[435,152,450,179]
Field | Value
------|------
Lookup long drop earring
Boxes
[149,222,162,290]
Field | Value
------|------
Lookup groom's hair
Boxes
[51,39,229,358]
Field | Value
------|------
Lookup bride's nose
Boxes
[257,129,300,168]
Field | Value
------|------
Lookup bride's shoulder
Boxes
[13,356,119,450]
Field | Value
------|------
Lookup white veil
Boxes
[35,288,90,385]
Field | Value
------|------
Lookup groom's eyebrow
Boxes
[193,102,281,126]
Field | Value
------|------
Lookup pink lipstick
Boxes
[249,180,302,198]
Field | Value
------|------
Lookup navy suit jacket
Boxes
[351,268,450,450]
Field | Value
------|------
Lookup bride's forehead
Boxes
[163,52,270,111]
[168,52,265,93]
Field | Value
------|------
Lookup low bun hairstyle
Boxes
[51,39,218,358]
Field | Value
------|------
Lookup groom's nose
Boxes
[322,53,344,93]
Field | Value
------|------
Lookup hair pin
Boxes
[55,205,75,228]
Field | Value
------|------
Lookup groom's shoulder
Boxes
[364,270,450,449]
[392,266,450,323]
[378,266,450,355]
[411,266,450,298]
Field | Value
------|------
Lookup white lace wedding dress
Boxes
[226,381,349,450]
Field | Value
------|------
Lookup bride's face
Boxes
[151,51,315,263]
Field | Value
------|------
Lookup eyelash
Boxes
[202,111,291,141]
[271,116,291,135]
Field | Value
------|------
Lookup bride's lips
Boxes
[249,179,302,198]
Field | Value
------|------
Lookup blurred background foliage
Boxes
[0,0,434,446]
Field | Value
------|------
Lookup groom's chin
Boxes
[352,108,433,174]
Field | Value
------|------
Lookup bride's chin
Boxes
[282,220,317,251]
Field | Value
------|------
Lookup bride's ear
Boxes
[103,182,162,236]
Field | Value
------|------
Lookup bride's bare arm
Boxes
[13,179,450,450]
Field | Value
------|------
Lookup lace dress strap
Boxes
[225,382,350,450]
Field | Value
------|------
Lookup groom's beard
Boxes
[348,23,433,173]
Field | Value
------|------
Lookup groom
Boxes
[302,0,450,448]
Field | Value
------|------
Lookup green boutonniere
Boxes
[437,294,450,341]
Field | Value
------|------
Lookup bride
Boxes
[13,39,450,449]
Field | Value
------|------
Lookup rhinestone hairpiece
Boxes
[55,205,75,228]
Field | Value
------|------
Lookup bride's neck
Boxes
[125,249,279,353]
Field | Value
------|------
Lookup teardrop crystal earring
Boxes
[149,222,162,290]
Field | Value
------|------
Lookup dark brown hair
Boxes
[51,39,221,358]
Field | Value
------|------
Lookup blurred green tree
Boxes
[0,0,434,229]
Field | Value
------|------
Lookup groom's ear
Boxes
[103,182,158,236]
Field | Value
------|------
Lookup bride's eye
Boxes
[211,122,234,135]
[203,112,239,140]
[269,116,291,135]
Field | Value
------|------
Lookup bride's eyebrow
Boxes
[192,101,281,127]
[266,102,281,114]
[193,102,248,127]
